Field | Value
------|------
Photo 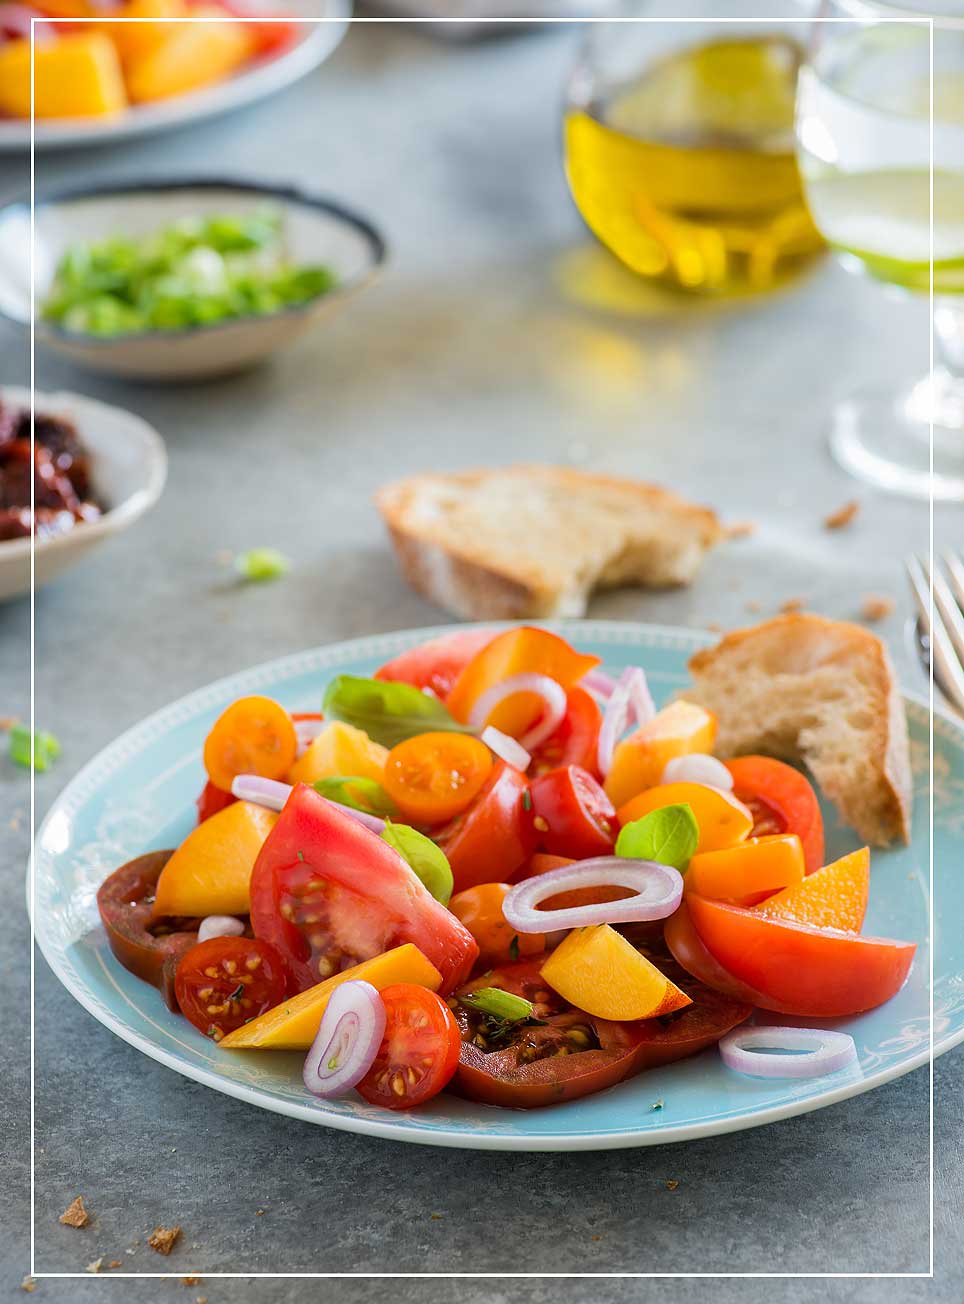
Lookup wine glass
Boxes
[796,0,964,500]
[564,0,825,298]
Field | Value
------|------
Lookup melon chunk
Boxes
[152,800,277,918]
[219,945,443,1050]
[0,34,127,119]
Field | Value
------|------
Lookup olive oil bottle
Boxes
[565,35,825,295]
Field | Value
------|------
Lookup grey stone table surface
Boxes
[2,20,961,1302]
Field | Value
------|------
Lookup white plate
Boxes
[0,3,350,154]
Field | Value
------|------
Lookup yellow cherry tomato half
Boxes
[383,731,493,824]
[203,695,298,792]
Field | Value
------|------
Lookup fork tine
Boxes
[906,555,964,716]
[944,551,964,611]
[926,556,964,668]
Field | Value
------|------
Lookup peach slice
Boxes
[540,923,692,1021]
[287,721,389,788]
[604,700,717,809]
[152,800,277,919]
[617,781,753,854]
[755,846,870,932]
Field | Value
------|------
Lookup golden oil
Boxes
[565,36,825,295]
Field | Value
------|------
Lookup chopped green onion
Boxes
[234,548,290,582]
[9,724,61,772]
[459,987,534,1024]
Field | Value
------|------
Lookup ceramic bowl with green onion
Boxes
[0,178,386,383]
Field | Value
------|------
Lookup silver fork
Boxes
[906,550,964,717]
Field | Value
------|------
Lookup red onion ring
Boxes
[719,1026,857,1079]
[468,673,567,751]
[230,774,386,834]
[197,915,245,943]
[294,718,326,756]
[481,725,531,772]
[303,980,386,1098]
[582,668,616,699]
[661,754,734,790]
[0,5,56,43]
[596,666,655,777]
[502,857,683,934]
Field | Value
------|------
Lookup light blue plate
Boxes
[32,622,964,1151]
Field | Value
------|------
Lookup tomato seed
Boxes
[245,956,262,971]
[392,1073,406,1097]
[223,960,237,975]
[203,967,219,979]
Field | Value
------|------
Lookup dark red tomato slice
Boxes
[97,852,200,1011]
[196,779,237,824]
[249,783,478,995]
[529,686,603,777]
[356,983,462,1109]
[174,936,288,1041]
[529,765,616,860]
[451,956,751,1109]
[374,628,496,701]
[725,756,825,873]
[436,761,536,893]
[664,899,796,1010]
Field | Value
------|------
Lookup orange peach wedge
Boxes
[617,781,753,854]
[287,720,388,788]
[755,846,870,932]
[604,700,717,809]
[152,800,277,918]
[540,923,692,1022]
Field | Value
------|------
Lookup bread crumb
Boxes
[20,1277,36,1292]
[725,521,755,540]
[665,1179,680,1191]
[181,1277,202,1286]
[255,1209,265,1216]
[197,1297,208,1304]
[779,597,805,614]
[148,1226,181,1256]
[430,1213,444,1220]
[590,1234,603,1242]
[861,595,895,623]
[824,500,859,530]
[706,622,722,633]
[59,1196,89,1228]
[86,1259,103,1274]
[106,1261,122,1270]
[744,599,762,613]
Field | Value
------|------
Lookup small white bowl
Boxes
[0,386,167,602]
[0,178,386,382]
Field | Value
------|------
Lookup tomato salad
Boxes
[97,625,915,1112]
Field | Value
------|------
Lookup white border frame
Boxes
[26,8,938,1284]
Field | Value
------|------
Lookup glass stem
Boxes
[905,298,964,440]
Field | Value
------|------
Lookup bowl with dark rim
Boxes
[0,177,387,382]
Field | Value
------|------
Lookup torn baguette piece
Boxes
[376,466,723,620]
[683,614,911,847]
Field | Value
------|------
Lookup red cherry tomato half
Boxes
[529,765,616,860]
[686,893,916,1018]
[355,983,462,1110]
[529,686,603,777]
[196,779,237,824]
[374,629,496,701]
[97,852,200,1012]
[174,937,288,1042]
[437,761,537,893]
[724,756,825,874]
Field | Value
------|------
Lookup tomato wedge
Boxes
[529,765,616,860]
[686,893,916,1017]
[529,686,603,777]
[196,779,237,824]
[97,852,200,1011]
[664,899,794,1010]
[724,757,825,874]
[437,761,536,893]
[383,731,492,824]
[249,783,478,994]
[356,984,462,1110]
[375,629,496,700]
[174,937,288,1042]
[451,955,751,1109]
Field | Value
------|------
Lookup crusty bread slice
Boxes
[683,614,911,847]
[376,467,723,620]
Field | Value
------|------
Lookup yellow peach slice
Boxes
[287,721,389,788]
[540,924,692,1021]
[152,800,277,919]
[219,945,443,1050]
[604,701,717,810]
[125,10,255,104]
[0,34,127,119]
[617,781,753,854]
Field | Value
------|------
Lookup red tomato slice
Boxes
[529,765,616,860]
[249,784,478,995]
[529,686,602,777]
[356,983,462,1110]
[686,893,916,1017]
[436,761,536,893]
[200,0,297,55]
[196,779,237,824]
[664,899,797,1010]
[375,629,496,700]
[451,956,751,1109]
[724,756,825,874]
[174,937,288,1042]
[97,852,200,1011]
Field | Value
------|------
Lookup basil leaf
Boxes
[459,987,534,1023]
[615,803,699,871]
[381,820,454,905]
[313,775,398,818]
[322,675,471,748]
